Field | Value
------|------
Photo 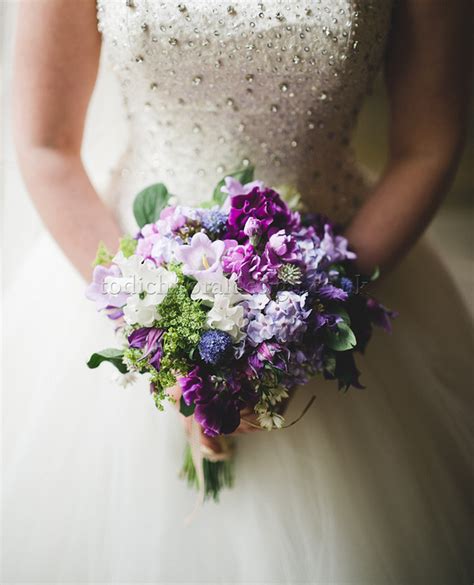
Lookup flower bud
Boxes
[243,217,262,238]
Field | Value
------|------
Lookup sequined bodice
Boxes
[97,0,392,232]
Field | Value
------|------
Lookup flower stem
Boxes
[180,444,234,501]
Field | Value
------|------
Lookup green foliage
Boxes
[325,322,357,352]
[87,349,128,373]
[133,183,170,228]
[92,241,113,267]
[119,234,137,258]
[370,266,381,282]
[180,444,234,501]
[157,285,206,355]
[212,165,255,206]
[179,396,195,417]
[123,347,148,374]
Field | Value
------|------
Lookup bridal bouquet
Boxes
[86,167,395,500]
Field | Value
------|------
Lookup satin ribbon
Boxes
[184,416,205,525]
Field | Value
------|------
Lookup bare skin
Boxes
[14,0,472,449]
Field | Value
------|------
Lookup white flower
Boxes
[257,411,285,431]
[244,292,271,311]
[106,254,178,326]
[191,271,247,307]
[123,294,158,326]
[111,370,137,388]
[266,386,289,406]
[115,327,130,348]
[151,236,182,264]
[206,294,246,341]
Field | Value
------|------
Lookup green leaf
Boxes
[179,396,195,417]
[119,234,138,258]
[333,307,351,325]
[326,323,357,352]
[87,349,128,374]
[370,266,381,282]
[92,241,113,267]
[133,183,170,228]
[212,165,255,206]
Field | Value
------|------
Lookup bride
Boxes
[4,0,473,582]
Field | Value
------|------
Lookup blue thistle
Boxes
[198,330,233,365]
[339,277,354,295]
[201,210,228,235]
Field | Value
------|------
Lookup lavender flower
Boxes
[247,291,311,345]
[86,264,128,312]
[176,232,225,276]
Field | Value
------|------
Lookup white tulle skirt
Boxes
[2,231,473,584]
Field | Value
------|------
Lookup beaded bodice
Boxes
[97,0,392,232]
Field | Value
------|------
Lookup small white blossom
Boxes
[266,386,289,406]
[206,294,246,341]
[257,411,285,431]
[123,294,158,326]
[111,370,137,388]
[106,255,178,326]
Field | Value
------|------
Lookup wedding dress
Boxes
[3,1,473,583]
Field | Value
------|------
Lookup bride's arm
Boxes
[13,0,122,280]
[345,0,472,275]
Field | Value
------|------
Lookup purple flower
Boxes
[220,177,265,212]
[157,206,187,234]
[318,284,349,302]
[179,367,241,436]
[222,238,298,293]
[198,330,233,365]
[194,395,240,437]
[222,243,269,293]
[260,230,303,278]
[266,230,301,263]
[247,342,289,376]
[179,368,203,405]
[226,187,300,242]
[366,297,397,334]
[319,225,356,265]
[86,265,128,312]
[264,291,312,344]
[246,312,278,345]
[136,222,161,259]
[128,327,164,370]
[176,232,225,276]
[179,366,209,406]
